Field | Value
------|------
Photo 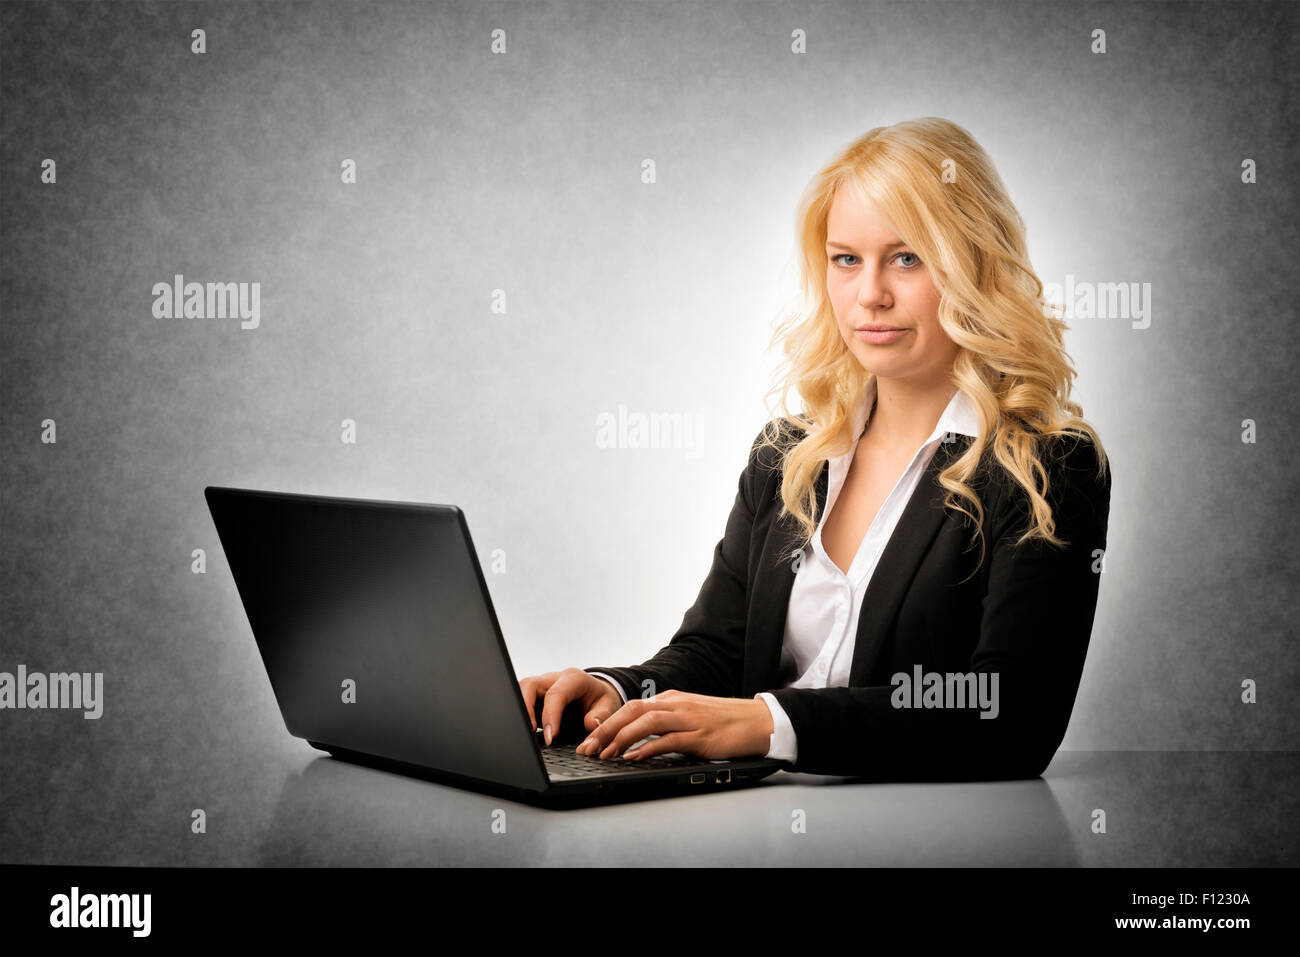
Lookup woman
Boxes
[519,117,1111,781]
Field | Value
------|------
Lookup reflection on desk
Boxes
[253,752,1078,866]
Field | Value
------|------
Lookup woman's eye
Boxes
[829,252,920,268]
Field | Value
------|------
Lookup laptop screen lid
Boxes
[204,486,548,793]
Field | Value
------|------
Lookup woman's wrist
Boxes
[753,697,775,753]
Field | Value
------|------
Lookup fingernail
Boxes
[624,748,640,759]
[544,724,552,746]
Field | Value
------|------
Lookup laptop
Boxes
[204,486,784,808]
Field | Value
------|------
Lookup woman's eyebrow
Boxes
[825,239,908,251]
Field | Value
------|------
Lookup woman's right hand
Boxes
[518,668,624,746]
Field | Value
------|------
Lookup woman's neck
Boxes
[864,375,958,453]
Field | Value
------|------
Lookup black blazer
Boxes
[587,418,1112,781]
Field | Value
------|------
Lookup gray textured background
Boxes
[2,0,1297,865]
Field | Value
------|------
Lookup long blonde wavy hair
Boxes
[756,117,1108,574]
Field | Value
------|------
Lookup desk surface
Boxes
[2,738,1294,866]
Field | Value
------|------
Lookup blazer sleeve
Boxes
[583,422,774,702]
[767,434,1112,781]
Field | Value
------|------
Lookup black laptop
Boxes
[204,486,783,807]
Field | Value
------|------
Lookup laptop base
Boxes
[311,741,783,809]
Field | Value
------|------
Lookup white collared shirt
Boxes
[592,378,982,763]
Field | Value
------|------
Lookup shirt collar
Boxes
[816,380,984,548]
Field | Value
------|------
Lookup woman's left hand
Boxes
[575,690,775,761]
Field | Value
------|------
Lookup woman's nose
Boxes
[856,271,892,309]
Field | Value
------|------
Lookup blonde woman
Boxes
[520,117,1111,781]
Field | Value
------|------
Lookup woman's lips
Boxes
[856,327,909,344]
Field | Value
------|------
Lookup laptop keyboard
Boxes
[541,742,711,777]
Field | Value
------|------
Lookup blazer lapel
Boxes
[847,434,971,685]
[741,457,830,697]
[742,432,971,696]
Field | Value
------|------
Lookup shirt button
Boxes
[817,660,828,675]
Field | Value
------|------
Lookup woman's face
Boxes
[824,188,959,386]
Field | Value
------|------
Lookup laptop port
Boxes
[716,769,731,783]
[690,773,706,784]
